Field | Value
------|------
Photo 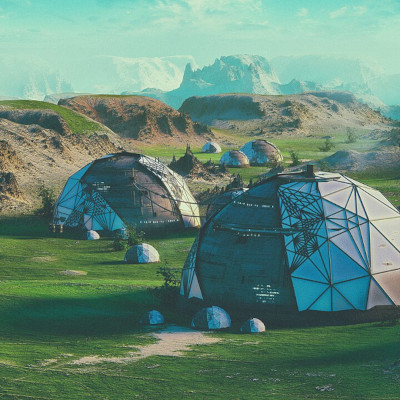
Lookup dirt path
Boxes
[70,325,220,365]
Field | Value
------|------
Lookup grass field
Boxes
[0,100,105,135]
[1,216,400,399]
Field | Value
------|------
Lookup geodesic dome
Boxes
[180,168,400,313]
[219,150,250,168]
[86,230,100,240]
[53,153,200,232]
[124,243,160,264]
[206,188,248,220]
[191,306,231,330]
[202,141,222,153]
[240,139,283,166]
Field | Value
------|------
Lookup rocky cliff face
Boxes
[0,107,126,213]
[165,55,281,108]
[59,95,212,144]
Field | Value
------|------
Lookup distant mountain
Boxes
[0,56,73,101]
[179,91,392,135]
[164,55,281,108]
[59,95,212,145]
[64,55,197,95]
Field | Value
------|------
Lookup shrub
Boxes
[289,149,300,166]
[156,263,181,305]
[319,138,335,152]
[36,185,56,217]
[112,225,145,251]
[346,127,358,144]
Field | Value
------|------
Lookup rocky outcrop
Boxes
[179,92,392,135]
[59,95,212,144]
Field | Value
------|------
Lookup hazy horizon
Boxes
[1,0,400,74]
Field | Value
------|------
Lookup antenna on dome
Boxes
[306,164,316,178]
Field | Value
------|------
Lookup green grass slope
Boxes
[0,100,107,135]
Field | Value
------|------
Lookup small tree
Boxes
[319,138,335,152]
[346,127,358,144]
[37,185,56,217]
[289,149,300,166]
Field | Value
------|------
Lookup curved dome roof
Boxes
[180,169,400,313]
[206,188,247,220]
[219,150,250,167]
[202,141,222,153]
[240,139,283,166]
[53,152,200,232]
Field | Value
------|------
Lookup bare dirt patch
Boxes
[59,270,87,276]
[70,325,220,365]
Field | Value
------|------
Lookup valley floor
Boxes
[0,217,400,399]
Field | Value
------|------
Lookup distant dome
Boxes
[124,243,160,264]
[202,141,222,154]
[240,140,283,166]
[240,318,266,333]
[191,306,231,330]
[86,230,100,240]
[219,150,250,168]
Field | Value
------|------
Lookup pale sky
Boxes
[1,0,400,73]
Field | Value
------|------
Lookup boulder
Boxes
[240,318,266,333]
[86,230,100,240]
[140,310,164,325]
[124,243,160,264]
[191,306,231,330]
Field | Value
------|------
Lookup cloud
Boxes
[353,6,367,16]
[330,6,348,19]
[297,7,308,17]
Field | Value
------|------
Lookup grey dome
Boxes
[125,243,160,264]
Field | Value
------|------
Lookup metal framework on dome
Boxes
[53,153,201,232]
[181,169,400,312]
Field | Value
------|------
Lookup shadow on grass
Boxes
[0,289,189,338]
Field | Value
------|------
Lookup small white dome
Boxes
[140,310,164,325]
[87,230,100,240]
[240,318,266,333]
[191,306,231,330]
[202,141,222,153]
[124,243,160,264]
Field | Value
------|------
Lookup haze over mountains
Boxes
[1,54,400,120]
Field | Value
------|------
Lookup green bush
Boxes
[36,185,56,217]
[112,225,145,251]
[346,127,358,144]
[289,149,300,166]
[319,137,335,152]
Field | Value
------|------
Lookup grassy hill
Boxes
[0,100,107,135]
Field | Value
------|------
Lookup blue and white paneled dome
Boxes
[202,141,222,154]
[181,168,400,313]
